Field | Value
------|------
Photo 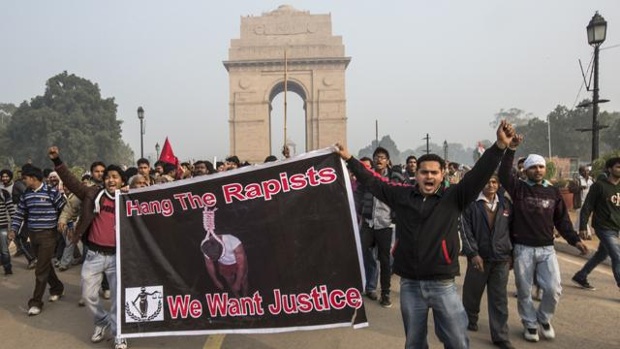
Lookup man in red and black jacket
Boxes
[336,120,515,349]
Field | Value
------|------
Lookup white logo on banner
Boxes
[125,286,164,323]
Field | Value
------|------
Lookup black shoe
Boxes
[493,341,515,349]
[467,322,478,331]
[572,275,596,290]
[379,295,392,308]
[365,291,378,301]
[4,268,12,275]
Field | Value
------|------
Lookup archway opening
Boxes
[269,81,307,157]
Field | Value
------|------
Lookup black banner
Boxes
[117,149,368,338]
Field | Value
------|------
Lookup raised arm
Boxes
[334,143,403,208]
[454,121,514,208]
[48,146,90,201]
[498,134,523,196]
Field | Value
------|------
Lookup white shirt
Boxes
[476,192,498,212]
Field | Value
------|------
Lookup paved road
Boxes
[1,239,618,349]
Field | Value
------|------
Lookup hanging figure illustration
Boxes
[200,207,249,297]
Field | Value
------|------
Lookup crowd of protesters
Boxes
[0,144,293,349]
[344,121,618,349]
[1,133,619,349]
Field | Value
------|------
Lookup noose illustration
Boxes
[201,207,225,257]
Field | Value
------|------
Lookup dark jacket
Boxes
[355,167,404,220]
[346,143,506,280]
[53,158,115,254]
[579,177,620,232]
[460,193,513,262]
[498,149,580,247]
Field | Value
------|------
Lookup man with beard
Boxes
[498,141,588,342]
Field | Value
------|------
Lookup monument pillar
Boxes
[223,5,350,163]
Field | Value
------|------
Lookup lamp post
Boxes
[137,106,145,159]
[443,140,448,161]
[586,11,607,162]
[423,134,430,154]
[547,114,552,158]
[155,142,160,160]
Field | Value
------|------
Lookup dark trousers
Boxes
[28,230,64,308]
[54,233,65,261]
[15,228,36,262]
[462,260,510,343]
[361,222,392,296]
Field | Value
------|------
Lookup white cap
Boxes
[524,154,545,170]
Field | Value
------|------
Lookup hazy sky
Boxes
[2,1,619,162]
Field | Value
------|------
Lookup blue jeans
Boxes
[575,229,620,286]
[400,278,469,349]
[513,244,561,329]
[82,250,118,336]
[363,246,379,292]
[0,227,11,272]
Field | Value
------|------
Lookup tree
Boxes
[514,116,554,159]
[489,108,533,128]
[504,102,620,164]
[0,103,17,168]
[547,104,591,158]
[595,110,620,153]
[6,72,134,167]
[357,135,402,164]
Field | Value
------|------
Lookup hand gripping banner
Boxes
[117,148,368,338]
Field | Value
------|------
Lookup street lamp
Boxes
[137,106,145,159]
[443,140,448,161]
[155,142,160,160]
[586,11,607,162]
[547,115,552,158]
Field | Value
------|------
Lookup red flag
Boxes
[158,137,179,166]
[158,137,185,179]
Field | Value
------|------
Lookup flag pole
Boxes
[283,48,288,152]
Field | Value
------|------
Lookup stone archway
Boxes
[223,5,351,163]
[268,79,307,155]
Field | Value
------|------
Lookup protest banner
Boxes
[117,148,368,338]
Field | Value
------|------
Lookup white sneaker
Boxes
[27,306,41,316]
[540,322,555,339]
[114,337,128,349]
[523,327,539,342]
[49,292,64,302]
[91,323,110,343]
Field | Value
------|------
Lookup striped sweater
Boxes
[11,183,66,232]
[0,189,14,229]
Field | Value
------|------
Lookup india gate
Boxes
[223,5,350,163]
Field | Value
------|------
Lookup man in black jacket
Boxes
[336,120,515,349]
[460,175,514,349]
